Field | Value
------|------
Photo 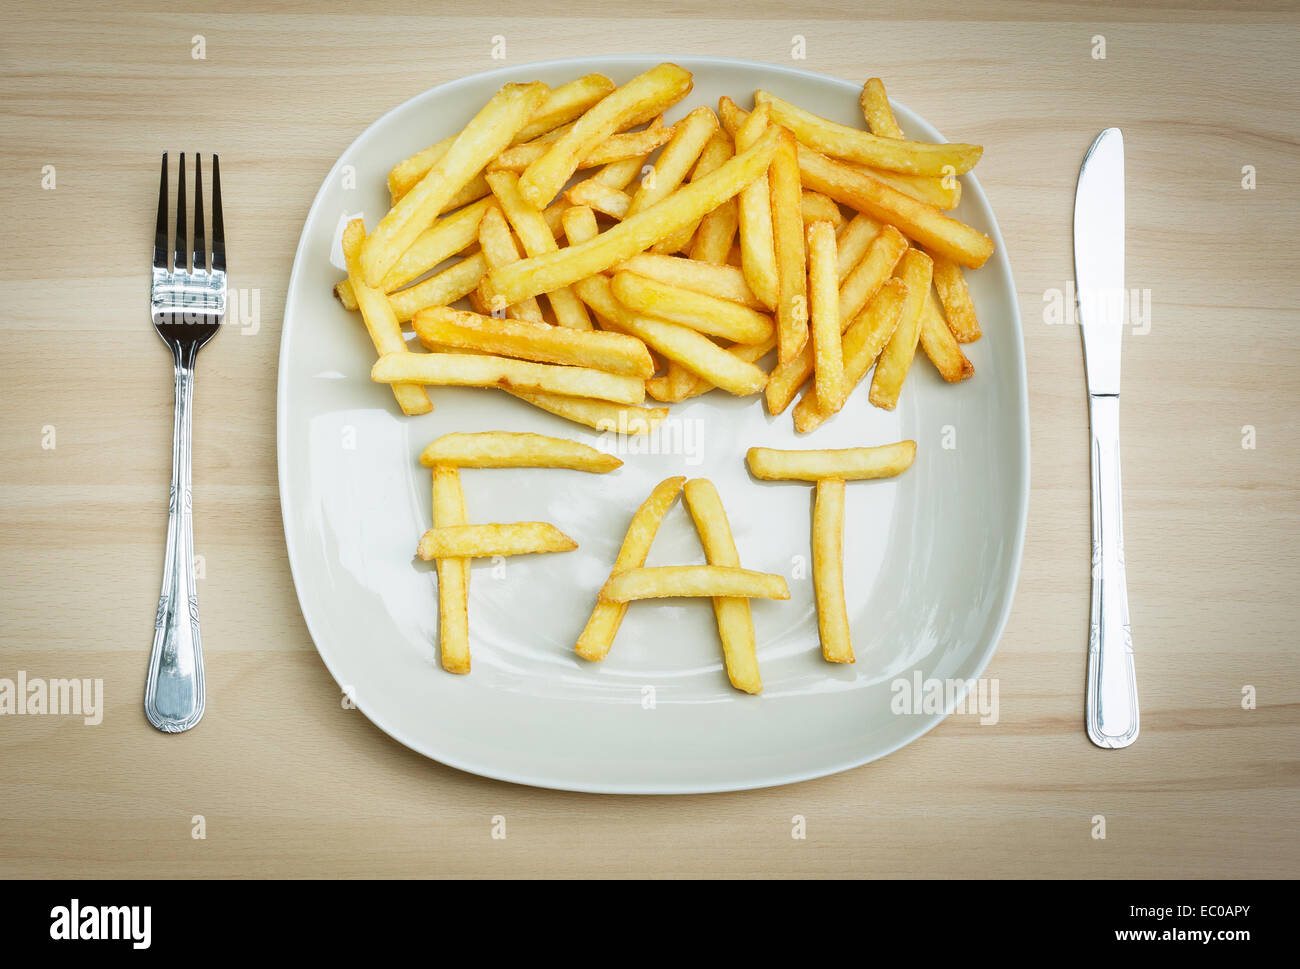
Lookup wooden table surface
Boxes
[2,0,1297,879]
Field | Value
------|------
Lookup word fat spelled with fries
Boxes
[333,64,990,690]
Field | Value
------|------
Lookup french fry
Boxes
[689,133,740,264]
[859,78,903,139]
[756,90,983,176]
[563,179,632,218]
[486,170,592,329]
[812,477,853,663]
[388,75,615,200]
[341,220,432,416]
[869,248,933,409]
[801,190,844,228]
[371,351,646,405]
[649,336,775,402]
[627,105,718,218]
[518,63,693,207]
[682,479,763,694]
[386,253,488,323]
[862,166,961,210]
[720,99,779,310]
[770,125,810,363]
[917,288,975,382]
[836,213,882,280]
[617,254,764,309]
[417,522,577,559]
[792,277,908,432]
[431,466,470,674]
[576,476,686,662]
[611,271,775,344]
[413,306,653,377]
[561,204,600,247]
[806,220,845,413]
[362,81,547,286]
[487,126,781,305]
[664,128,734,255]
[797,146,994,268]
[746,441,916,481]
[476,204,545,322]
[600,566,790,603]
[381,197,492,292]
[573,275,768,396]
[489,124,674,173]
[419,431,622,472]
[764,223,906,414]
[929,251,982,341]
[505,389,668,435]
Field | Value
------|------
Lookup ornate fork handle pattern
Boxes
[1085,394,1138,748]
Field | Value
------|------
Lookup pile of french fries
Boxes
[336,63,991,431]
[333,64,990,689]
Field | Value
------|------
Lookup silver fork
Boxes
[146,152,225,733]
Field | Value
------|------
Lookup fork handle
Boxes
[1085,394,1138,748]
[145,351,206,732]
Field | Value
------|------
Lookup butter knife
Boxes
[1074,128,1139,748]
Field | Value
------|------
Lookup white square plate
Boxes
[276,55,1029,793]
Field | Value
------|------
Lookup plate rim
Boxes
[276,53,1031,794]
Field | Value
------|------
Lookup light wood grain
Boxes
[1,0,1297,879]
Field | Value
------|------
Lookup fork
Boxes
[145,152,225,733]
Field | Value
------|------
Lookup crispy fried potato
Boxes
[611,271,775,344]
[929,251,981,342]
[488,126,781,305]
[476,204,545,321]
[413,306,652,377]
[918,287,975,382]
[862,166,961,210]
[682,478,763,694]
[771,126,810,363]
[756,90,983,176]
[746,441,916,480]
[688,133,740,264]
[431,466,470,673]
[617,253,763,309]
[869,249,933,409]
[417,522,577,559]
[812,477,853,663]
[806,220,845,413]
[341,219,432,416]
[859,78,903,139]
[663,128,734,255]
[600,566,790,602]
[489,124,674,173]
[801,191,845,228]
[419,431,622,471]
[362,82,547,286]
[371,351,646,405]
[518,63,693,207]
[627,105,718,218]
[719,98,779,310]
[835,213,882,280]
[648,336,775,402]
[381,197,492,292]
[563,179,632,218]
[797,147,993,268]
[576,476,686,662]
[506,390,668,434]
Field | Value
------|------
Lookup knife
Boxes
[1074,128,1139,749]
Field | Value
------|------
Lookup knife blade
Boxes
[1074,128,1139,749]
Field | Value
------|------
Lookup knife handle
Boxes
[1085,394,1139,748]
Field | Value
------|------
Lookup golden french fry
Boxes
[660,127,733,254]
[628,105,718,218]
[341,220,432,416]
[476,204,545,322]
[682,479,762,694]
[806,220,844,413]
[413,306,653,377]
[617,254,764,309]
[371,351,645,405]
[929,251,981,342]
[487,126,780,305]
[381,197,492,292]
[563,179,631,218]
[918,287,975,382]
[506,389,668,435]
[756,90,983,176]
[489,125,674,173]
[576,476,686,662]
[486,170,591,329]
[812,477,853,664]
[792,277,908,432]
[574,275,768,396]
[770,126,809,363]
[862,166,961,210]
[836,213,882,280]
[417,522,577,559]
[518,63,693,207]
[611,271,774,344]
[689,132,740,264]
[383,253,488,324]
[388,75,615,200]
[431,466,470,674]
[650,336,775,402]
[869,249,933,409]
[797,146,993,269]
[362,82,547,286]
[419,431,622,472]
[719,99,778,310]
[801,190,844,228]
[600,566,790,603]
[746,441,916,481]
[860,78,903,138]
[561,204,600,247]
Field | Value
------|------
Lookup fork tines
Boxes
[154,152,224,275]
